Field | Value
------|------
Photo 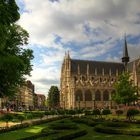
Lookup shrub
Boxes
[103,122,129,128]
[25,113,33,120]
[94,124,140,136]
[116,110,123,117]
[19,129,57,140]
[72,117,99,127]
[67,110,76,115]
[52,129,87,140]
[49,121,78,130]
[84,110,92,115]
[0,116,66,134]
[92,109,101,118]
[102,109,111,117]
[2,113,13,127]
[127,109,140,121]
[17,115,25,124]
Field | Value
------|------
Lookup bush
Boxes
[94,124,140,136]
[72,117,99,127]
[116,110,123,117]
[25,113,33,120]
[84,110,92,115]
[1,113,13,127]
[0,116,66,134]
[17,115,25,124]
[49,121,78,130]
[103,122,129,128]
[102,109,111,116]
[19,129,57,140]
[92,109,101,116]
[52,129,87,140]
[127,109,140,120]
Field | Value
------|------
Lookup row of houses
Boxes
[0,80,46,111]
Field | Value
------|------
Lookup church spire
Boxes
[122,36,129,69]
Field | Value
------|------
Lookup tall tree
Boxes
[113,72,139,105]
[48,86,60,109]
[0,0,34,97]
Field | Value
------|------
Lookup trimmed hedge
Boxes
[18,130,57,140]
[52,129,87,140]
[103,122,129,128]
[72,117,99,127]
[49,123,78,130]
[0,116,66,134]
[94,124,140,136]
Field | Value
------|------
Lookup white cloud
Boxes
[18,0,140,45]
[17,0,140,95]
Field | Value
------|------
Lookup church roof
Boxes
[128,57,140,72]
[71,59,124,75]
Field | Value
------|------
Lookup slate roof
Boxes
[128,58,140,72]
[71,59,124,75]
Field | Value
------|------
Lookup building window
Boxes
[85,90,92,101]
[103,90,109,101]
[95,90,101,101]
[75,90,83,101]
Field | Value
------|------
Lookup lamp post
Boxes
[77,96,80,110]
[109,93,112,109]
[63,96,65,110]
[92,95,95,109]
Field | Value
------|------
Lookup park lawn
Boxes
[88,114,140,120]
[74,123,140,140]
[37,118,140,140]
[0,122,51,140]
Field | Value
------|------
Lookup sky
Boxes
[16,0,140,96]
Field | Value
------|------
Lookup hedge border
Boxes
[94,124,140,136]
[52,129,87,140]
[0,116,67,134]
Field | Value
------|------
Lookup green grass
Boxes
[1,117,140,140]
[0,122,53,140]
[74,123,140,140]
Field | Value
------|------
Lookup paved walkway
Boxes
[0,115,58,128]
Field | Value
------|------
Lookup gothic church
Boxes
[60,39,140,109]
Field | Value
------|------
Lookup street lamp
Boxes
[109,94,112,109]
[77,96,80,110]
[92,95,95,109]
[63,96,65,110]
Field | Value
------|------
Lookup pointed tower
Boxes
[122,36,129,70]
[60,51,71,109]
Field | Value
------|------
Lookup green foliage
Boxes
[25,113,33,120]
[72,117,99,127]
[102,109,111,116]
[113,72,139,105]
[127,109,140,120]
[94,123,140,136]
[92,109,101,116]
[2,113,13,122]
[2,113,13,127]
[17,115,25,124]
[52,129,87,140]
[49,121,78,130]
[47,86,60,108]
[116,110,123,117]
[0,0,34,97]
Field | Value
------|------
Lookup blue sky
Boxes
[16,0,140,95]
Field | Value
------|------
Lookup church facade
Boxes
[60,39,140,109]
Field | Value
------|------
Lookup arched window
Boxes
[111,90,116,98]
[95,90,101,101]
[74,76,77,82]
[85,90,92,101]
[103,90,109,101]
[75,90,83,101]
[81,76,86,81]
